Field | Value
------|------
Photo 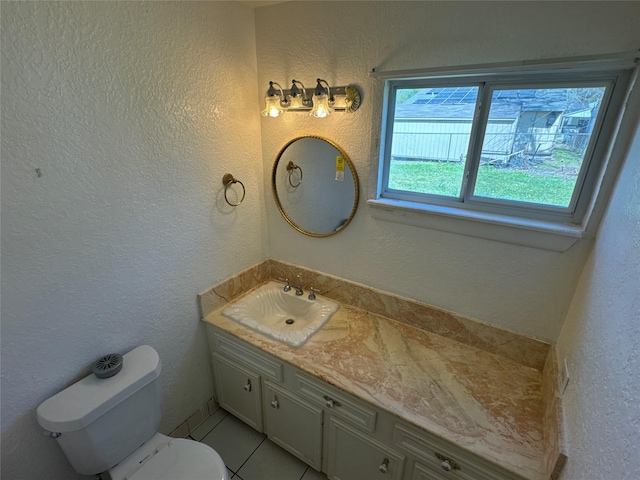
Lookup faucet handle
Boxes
[294,274,304,296]
[278,277,291,292]
[308,286,322,300]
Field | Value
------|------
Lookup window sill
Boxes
[368,198,587,252]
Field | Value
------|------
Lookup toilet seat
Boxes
[109,435,229,480]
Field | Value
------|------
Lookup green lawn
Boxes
[389,159,578,207]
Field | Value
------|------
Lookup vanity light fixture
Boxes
[261,78,361,118]
[261,81,288,118]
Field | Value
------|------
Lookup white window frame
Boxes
[368,54,640,251]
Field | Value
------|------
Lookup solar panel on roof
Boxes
[494,90,537,100]
[416,87,479,105]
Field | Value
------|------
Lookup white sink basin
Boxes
[222,281,339,348]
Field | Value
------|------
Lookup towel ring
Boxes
[222,173,245,206]
[286,161,303,188]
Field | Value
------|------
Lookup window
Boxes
[376,64,634,232]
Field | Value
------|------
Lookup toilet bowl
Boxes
[107,433,229,480]
[36,345,229,480]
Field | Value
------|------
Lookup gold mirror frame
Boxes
[271,136,360,237]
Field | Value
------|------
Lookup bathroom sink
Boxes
[222,281,339,348]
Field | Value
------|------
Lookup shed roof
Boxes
[395,87,569,120]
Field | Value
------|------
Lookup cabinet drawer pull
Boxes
[271,395,280,409]
[379,457,389,474]
[435,453,461,472]
[243,379,252,392]
[323,395,341,408]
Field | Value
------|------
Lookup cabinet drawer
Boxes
[412,462,451,480]
[296,372,377,433]
[327,417,404,480]
[393,423,519,480]
[211,353,263,432]
[209,327,283,382]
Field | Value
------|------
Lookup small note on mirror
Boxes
[335,156,345,181]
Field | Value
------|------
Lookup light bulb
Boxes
[289,94,304,109]
[310,93,334,118]
[261,95,285,118]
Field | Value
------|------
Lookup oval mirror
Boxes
[272,136,359,237]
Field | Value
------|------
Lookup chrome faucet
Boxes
[308,286,322,300]
[278,277,291,292]
[293,274,304,296]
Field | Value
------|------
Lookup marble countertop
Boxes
[203,294,546,480]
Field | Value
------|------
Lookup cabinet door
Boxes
[211,353,263,432]
[327,418,404,480]
[264,381,324,471]
[394,423,514,480]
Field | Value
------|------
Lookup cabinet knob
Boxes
[323,395,341,408]
[435,453,460,472]
[243,379,252,392]
[379,458,389,474]
[271,395,280,409]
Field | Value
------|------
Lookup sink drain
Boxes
[285,319,295,325]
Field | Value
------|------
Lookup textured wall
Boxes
[556,120,640,476]
[256,1,640,341]
[1,2,264,479]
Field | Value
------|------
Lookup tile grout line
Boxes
[233,434,268,477]
[198,410,320,479]
[193,409,229,441]
[299,466,310,480]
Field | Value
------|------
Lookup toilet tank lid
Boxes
[36,345,162,433]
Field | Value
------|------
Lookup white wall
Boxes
[256,1,640,341]
[0,2,264,479]
[556,120,640,477]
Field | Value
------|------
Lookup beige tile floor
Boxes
[193,408,327,480]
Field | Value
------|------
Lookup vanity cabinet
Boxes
[208,327,325,469]
[207,326,401,478]
[206,325,522,480]
[209,326,284,434]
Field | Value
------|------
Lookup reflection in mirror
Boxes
[272,136,359,237]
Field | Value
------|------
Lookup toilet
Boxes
[36,345,230,480]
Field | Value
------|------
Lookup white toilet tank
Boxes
[36,345,163,475]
